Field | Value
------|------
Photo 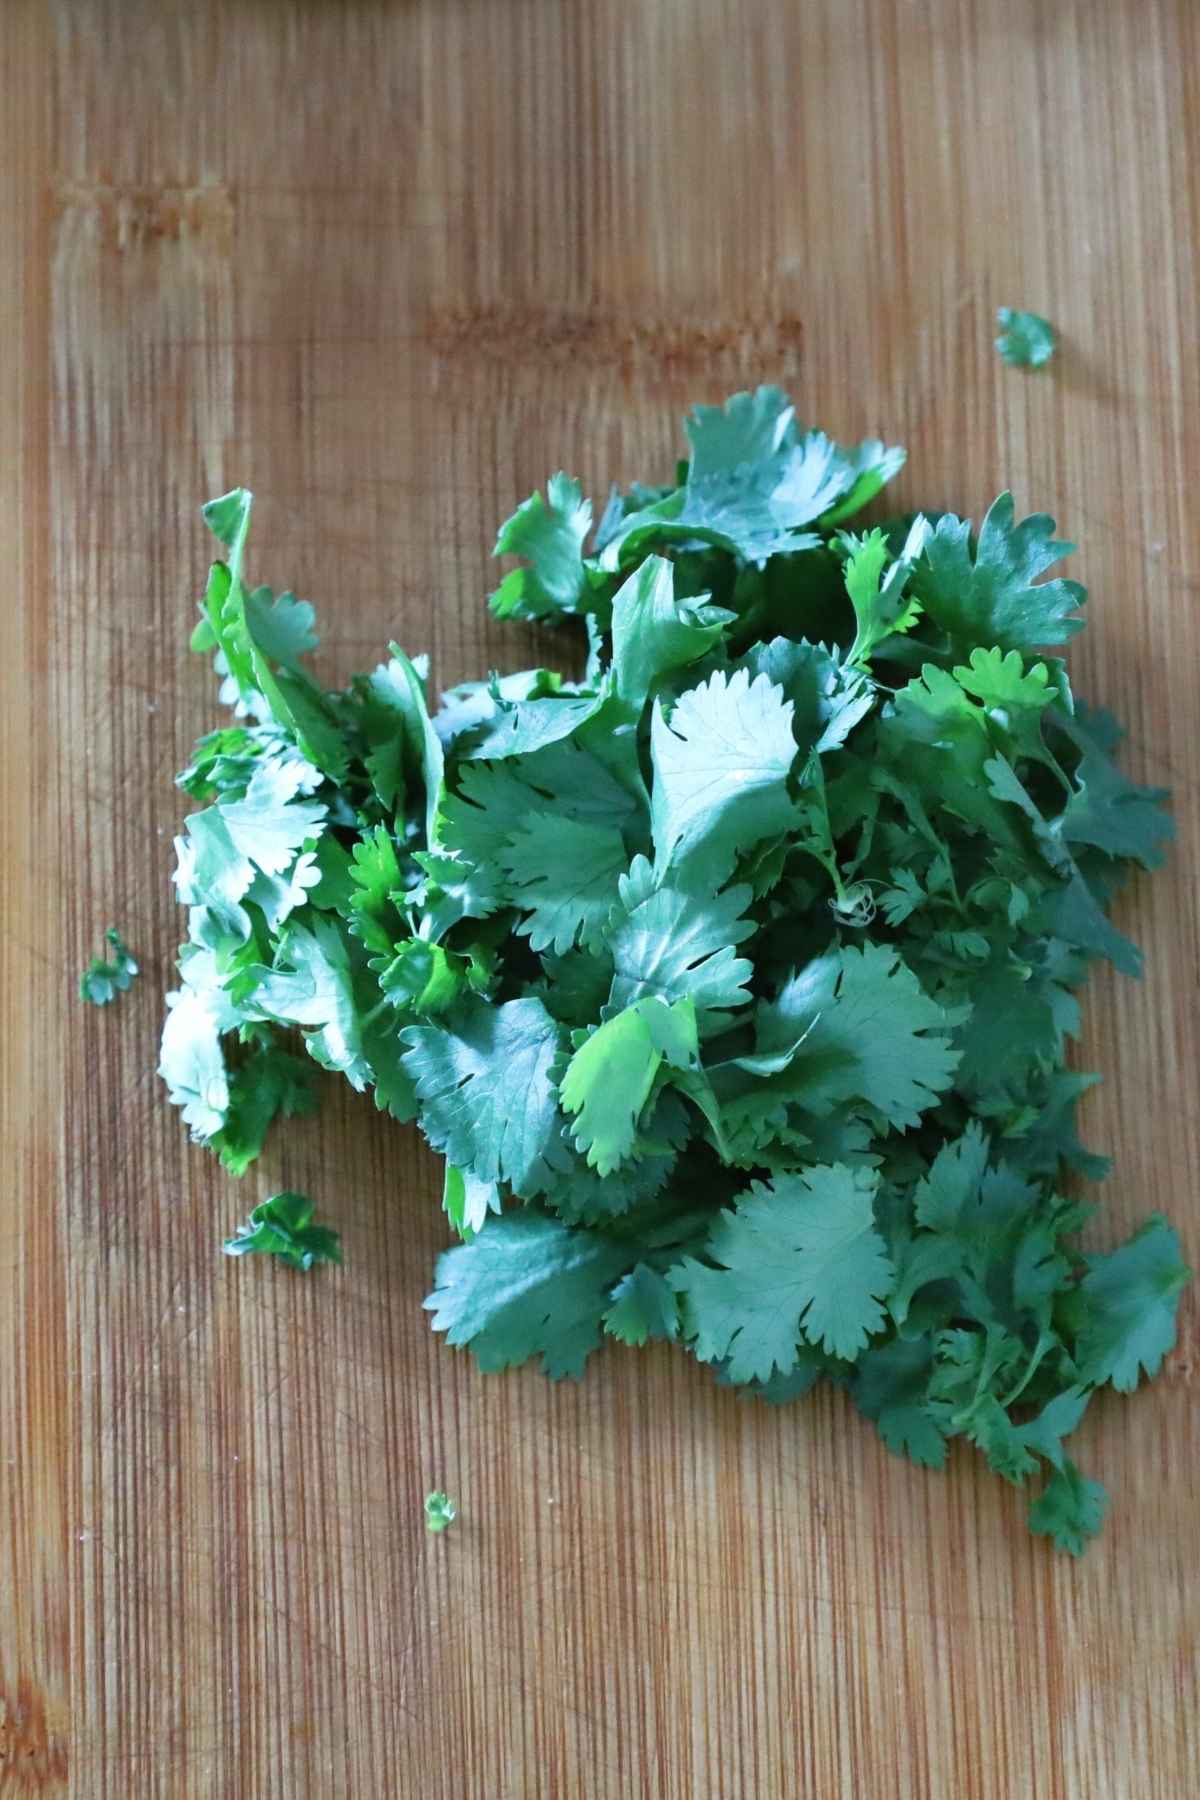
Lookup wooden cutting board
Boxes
[2,2,1197,1793]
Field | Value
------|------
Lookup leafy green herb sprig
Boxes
[162,388,1188,1550]
[223,1192,342,1271]
[81,928,139,1005]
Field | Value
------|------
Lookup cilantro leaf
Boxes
[962,1394,1040,1485]
[442,1162,501,1239]
[243,586,318,665]
[424,1490,458,1534]
[379,644,444,847]
[560,997,699,1175]
[424,1208,631,1378]
[608,858,755,1033]
[609,555,731,714]
[490,473,593,621]
[995,307,1057,369]
[600,389,904,568]
[672,1165,894,1376]
[200,492,350,780]
[536,1141,677,1226]
[736,638,874,755]
[159,986,231,1139]
[1073,1215,1190,1391]
[248,918,375,1090]
[173,807,255,944]
[346,825,405,955]
[1054,708,1174,869]
[377,939,464,1016]
[500,812,628,955]
[223,1192,342,1271]
[910,493,1086,652]
[80,928,139,1005]
[219,757,326,875]
[650,668,797,874]
[402,997,567,1192]
[1028,1460,1108,1556]
[852,1337,947,1468]
[952,645,1062,769]
[211,1043,318,1176]
[756,944,960,1129]
[604,1263,681,1346]
[459,690,607,762]
[1018,1387,1092,1471]
[841,516,929,666]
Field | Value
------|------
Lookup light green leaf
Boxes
[609,555,731,714]
[490,473,593,621]
[650,667,797,874]
[249,918,374,1089]
[442,1162,502,1239]
[560,997,699,1176]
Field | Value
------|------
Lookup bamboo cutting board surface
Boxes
[2,3,1198,1794]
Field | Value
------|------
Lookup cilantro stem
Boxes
[1000,1332,1053,1409]
[805,849,849,906]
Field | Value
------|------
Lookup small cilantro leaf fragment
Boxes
[163,390,1187,1551]
[995,307,1057,369]
[424,1490,458,1534]
[80,928,139,1005]
[223,1192,342,1271]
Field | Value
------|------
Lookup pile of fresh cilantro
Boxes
[161,387,1189,1552]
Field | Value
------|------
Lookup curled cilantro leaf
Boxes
[224,1192,342,1272]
